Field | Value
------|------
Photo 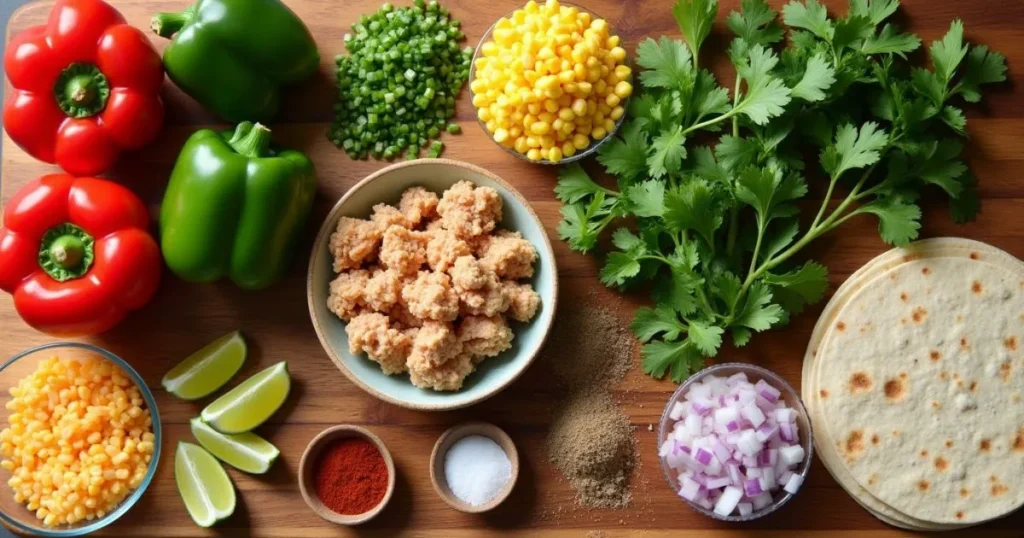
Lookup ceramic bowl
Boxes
[298,425,396,525]
[0,342,161,536]
[657,363,813,522]
[307,159,558,410]
[429,422,519,513]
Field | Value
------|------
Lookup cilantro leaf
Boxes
[910,67,946,107]
[632,304,687,342]
[601,252,643,286]
[930,19,968,82]
[857,196,922,245]
[673,0,718,58]
[832,15,875,52]
[625,181,666,218]
[598,122,650,182]
[664,180,723,246]
[637,37,694,90]
[611,227,646,252]
[648,126,688,178]
[790,53,836,101]
[915,139,967,197]
[735,46,793,124]
[949,173,980,223]
[764,261,829,313]
[862,24,921,56]
[557,194,618,253]
[956,45,1008,102]
[736,167,807,224]
[641,339,703,381]
[820,122,889,178]
[716,135,759,171]
[732,327,753,347]
[782,0,833,41]
[759,218,799,261]
[692,71,732,120]
[727,0,784,46]
[733,282,784,331]
[555,164,606,203]
[849,0,900,25]
[941,106,966,134]
[687,321,725,355]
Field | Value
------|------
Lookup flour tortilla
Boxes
[802,238,1022,530]
[814,254,1024,525]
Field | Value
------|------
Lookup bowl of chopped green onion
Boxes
[329,0,473,161]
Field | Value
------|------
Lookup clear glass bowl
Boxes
[0,342,161,536]
[469,2,631,165]
[657,363,813,522]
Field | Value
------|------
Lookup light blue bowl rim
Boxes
[0,342,162,536]
[306,158,559,411]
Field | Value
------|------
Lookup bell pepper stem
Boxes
[227,122,273,158]
[152,5,196,38]
[38,224,95,282]
[53,64,110,119]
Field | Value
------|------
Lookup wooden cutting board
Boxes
[3,0,1024,536]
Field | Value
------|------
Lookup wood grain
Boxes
[3,0,1024,535]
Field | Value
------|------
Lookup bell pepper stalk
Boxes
[160,122,317,289]
[151,0,319,123]
[3,0,165,176]
[0,175,162,336]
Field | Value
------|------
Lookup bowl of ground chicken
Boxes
[308,159,557,410]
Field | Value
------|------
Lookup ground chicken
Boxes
[327,270,370,321]
[450,255,490,292]
[330,217,382,271]
[458,315,514,362]
[458,270,510,317]
[388,303,424,329]
[408,320,462,366]
[437,181,503,239]
[345,313,411,375]
[364,268,406,312]
[425,219,444,232]
[399,187,440,227]
[371,203,411,230]
[480,230,538,279]
[401,271,460,321]
[503,281,541,322]
[408,351,475,392]
[379,225,429,275]
[426,229,473,272]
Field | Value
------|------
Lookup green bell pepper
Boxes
[160,122,317,289]
[151,0,319,122]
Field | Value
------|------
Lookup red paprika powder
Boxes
[313,438,389,514]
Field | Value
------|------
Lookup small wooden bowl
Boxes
[298,425,396,525]
[429,422,519,513]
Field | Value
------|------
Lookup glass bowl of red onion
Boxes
[657,363,813,522]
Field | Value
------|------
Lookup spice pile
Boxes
[544,297,636,508]
[444,435,512,506]
[330,0,472,160]
[314,437,389,515]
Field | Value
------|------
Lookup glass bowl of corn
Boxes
[469,0,633,165]
[0,342,161,536]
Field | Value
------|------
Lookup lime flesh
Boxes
[163,331,246,400]
[201,362,290,434]
[175,442,236,527]
[190,417,280,474]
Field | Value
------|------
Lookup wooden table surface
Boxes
[4,0,1024,536]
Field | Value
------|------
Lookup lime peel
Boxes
[190,417,280,474]
[175,442,236,527]
[201,361,291,434]
[163,331,246,400]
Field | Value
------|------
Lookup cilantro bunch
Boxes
[555,0,1007,381]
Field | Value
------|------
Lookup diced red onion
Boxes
[744,478,763,496]
[751,492,773,510]
[737,502,753,516]
[783,473,804,494]
[705,476,732,489]
[775,408,797,423]
[779,422,796,442]
[779,470,794,488]
[695,448,714,466]
[679,476,701,501]
[779,445,805,466]
[761,467,776,490]
[713,486,743,516]
[755,423,779,442]
[755,379,782,402]
[669,401,686,420]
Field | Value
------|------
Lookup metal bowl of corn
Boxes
[0,342,161,536]
[469,0,633,165]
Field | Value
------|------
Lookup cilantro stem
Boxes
[684,109,737,135]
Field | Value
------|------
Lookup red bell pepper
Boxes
[0,175,162,336]
[3,0,164,176]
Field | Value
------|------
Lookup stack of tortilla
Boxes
[803,238,1024,530]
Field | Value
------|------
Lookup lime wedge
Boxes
[190,417,280,474]
[175,442,236,527]
[201,362,290,434]
[163,331,246,400]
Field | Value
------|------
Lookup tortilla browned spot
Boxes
[935,456,949,471]
[960,337,969,349]
[920,449,929,458]
[911,306,927,323]
[970,252,980,260]
[900,291,909,302]
[884,378,906,401]
[871,434,880,446]
[819,389,829,398]
[868,473,878,486]
[917,479,930,492]
[946,439,954,448]
[899,371,908,380]
[849,371,872,393]
[1000,361,1012,382]
[929,350,941,361]
[1005,336,1018,351]
[960,488,970,498]
[969,381,978,392]
[940,371,950,381]
[836,321,846,332]
[921,266,931,275]
[980,439,991,452]
[1013,428,1024,452]
[930,400,941,410]
[845,430,866,458]
[971,280,984,295]
[956,511,965,520]
[992,483,1009,497]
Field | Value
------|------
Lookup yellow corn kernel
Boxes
[558,108,576,122]
[571,98,588,117]
[610,105,625,121]
[557,70,575,84]
[603,118,615,132]
[542,100,559,114]
[614,80,633,98]
[606,94,621,107]
[514,137,530,154]
[607,35,621,48]
[548,146,564,163]
[526,148,543,161]
[577,81,593,95]
[614,65,632,80]
[493,128,510,144]
[592,126,608,139]
[562,141,577,158]
[572,134,590,150]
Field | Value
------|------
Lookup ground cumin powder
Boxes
[544,297,636,509]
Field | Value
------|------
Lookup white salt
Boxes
[443,435,511,506]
